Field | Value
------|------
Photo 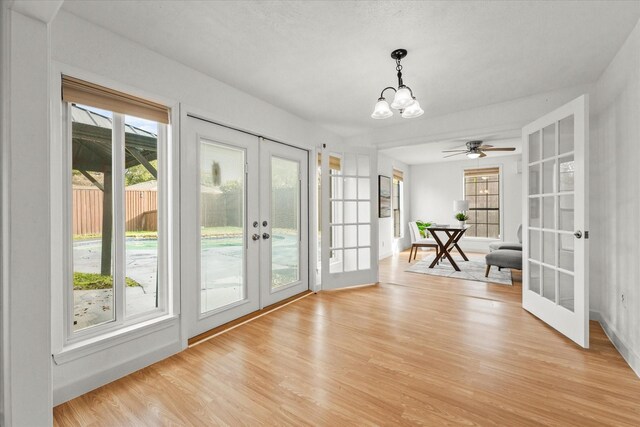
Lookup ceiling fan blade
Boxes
[441,150,468,153]
[443,152,466,158]
[479,152,487,158]
[481,147,516,151]
[479,144,493,149]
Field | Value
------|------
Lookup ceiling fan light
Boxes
[467,151,481,159]
[371,98,393,119]
[390,87,415,109]
[401,99,424,118]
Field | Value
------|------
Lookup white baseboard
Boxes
[591,310,640,379]
[53,340,183,406]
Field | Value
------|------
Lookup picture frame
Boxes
[378,175,391,218]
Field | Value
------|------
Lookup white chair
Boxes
[408,222,439,262]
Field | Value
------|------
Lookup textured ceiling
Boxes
[62,1,640,138]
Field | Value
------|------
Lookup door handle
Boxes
[574,230,582,239]
[262,233,270,240]
[252,233,261,241]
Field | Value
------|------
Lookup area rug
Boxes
[406,254,513,286]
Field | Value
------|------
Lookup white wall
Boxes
[48,10,342,405]
[590,18,640,376]
[409,154,522,253]
[378,153,411,259]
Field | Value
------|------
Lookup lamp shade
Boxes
[390,87,415,109]
[453,200,469,212]
[401,98,424,118]
[371,99,393,119]
[467,151,481,159]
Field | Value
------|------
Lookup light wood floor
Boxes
[54,250,640,426]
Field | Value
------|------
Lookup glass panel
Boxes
[72,105,114,331]
[344,201,357,224]
[331,201,343,224]
[488,210,499,224]
[542,196,555,230]
[542,123,556,160]
[488,181,499,195]
[330,225,343,249]
[529,197,541,228]
[559,155,574,192]
[465,182,475,196]
[344,225,357,248]
[558,195,574,231]
[344,249,357,272]
[343,153,357,175]
[200,141,245,313]
[529,262,541,294]
[529,230,541,261]
[559,234,574,272]
[559,115,574,155]
[476,210,488,224]
[529,131,541,163]
[487,195,499,208]
[358,225,371,247]
[357,178,370,200]
[543,231,556,266]
[330,177,343,199]
[329,250,343,273]
[542,160,555,194]
[358,202,370,223]
[344,177,357,199]
[358,248,371,270]
[529,163,540,195]
[357,154,369,176]
[476,224,487,238]
[487,224,500,239]
[124,114,160,317]
[271,156,300,289]
[543,266,556,302]
[559,272,575,312]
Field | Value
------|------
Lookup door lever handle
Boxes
[262,233,271,240]
[252,233,261,241]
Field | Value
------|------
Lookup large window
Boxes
[392,169,403,238]
[464,167,500,239]
[63,76,170,337]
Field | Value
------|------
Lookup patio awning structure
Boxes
[72,104,158,275]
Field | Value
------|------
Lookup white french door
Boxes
[182,115,309,338]
[259,139,309,306]
[522,95,589,347]
[320,146,378,289]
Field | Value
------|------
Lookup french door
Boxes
[522,95,589,347]
[320,146,378,289]
[182,115,309,338]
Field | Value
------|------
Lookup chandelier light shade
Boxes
[371,49,424,120]
[371,98,393,119]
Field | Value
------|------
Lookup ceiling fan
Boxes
[442,140,516,159]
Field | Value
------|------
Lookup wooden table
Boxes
[426,225,471,271]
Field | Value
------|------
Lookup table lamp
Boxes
[453,200,469,214]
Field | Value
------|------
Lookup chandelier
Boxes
[371,49,424,120]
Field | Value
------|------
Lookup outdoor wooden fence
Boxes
[72,188,158,235]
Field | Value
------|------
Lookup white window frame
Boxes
[462,165,504,241]
[392,172,403,239]
[50,65,179,360]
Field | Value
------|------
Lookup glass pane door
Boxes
[260,139,309,307]
[200,140,246,313]
[522,95,588,348]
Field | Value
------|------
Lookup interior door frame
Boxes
[522,94,589,348]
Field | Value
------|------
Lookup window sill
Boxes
[53,314,178,365]
[462,237,500,242]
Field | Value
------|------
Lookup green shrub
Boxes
[73,272,142,290]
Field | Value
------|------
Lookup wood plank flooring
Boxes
[54,250,640,426]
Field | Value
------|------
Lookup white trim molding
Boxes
[590,310,640,379]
